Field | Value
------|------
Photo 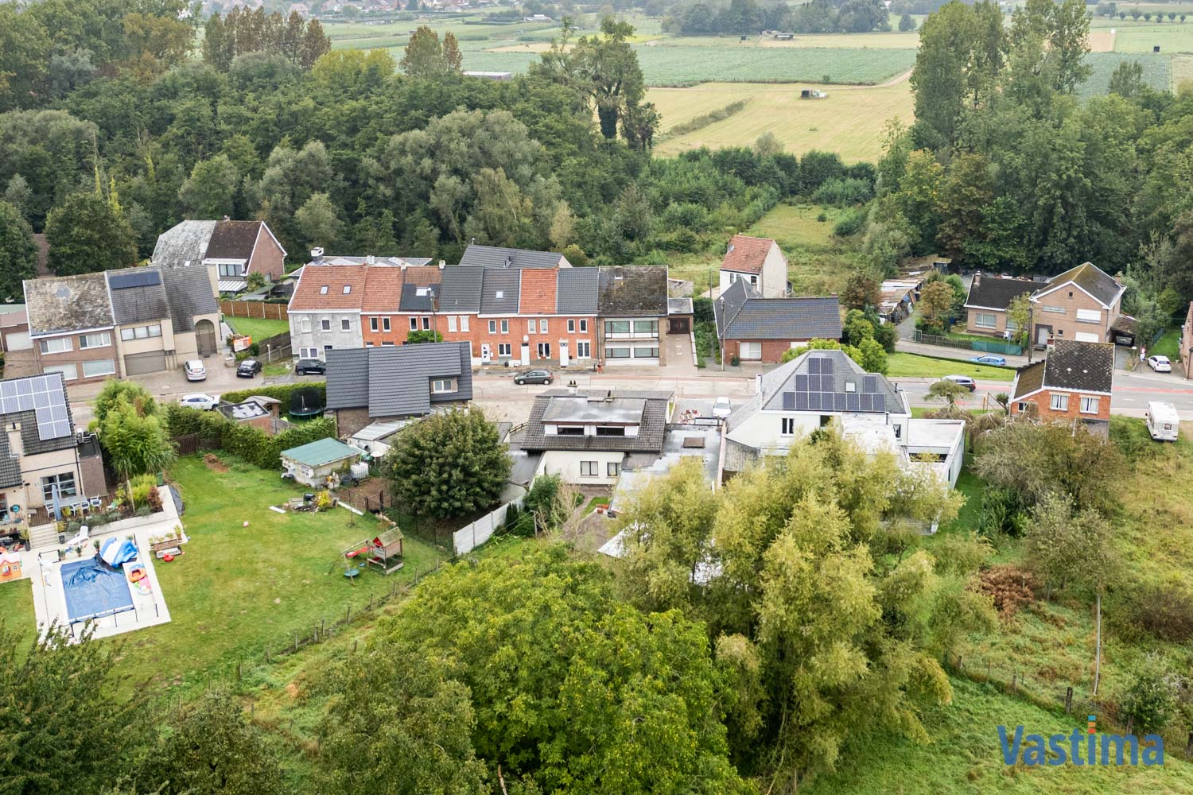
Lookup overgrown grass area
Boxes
[1150,328,1181,361]
[107,455,445,697]
[225,316,291,341]
[0,578,36,650]
[887,353,1016,381]
[803,676,1193,794]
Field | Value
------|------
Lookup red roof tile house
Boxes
[718,235,788,299]
[1009,340,1114,434]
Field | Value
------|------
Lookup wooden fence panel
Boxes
[219,300,289,321]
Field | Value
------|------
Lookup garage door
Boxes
[123,351,167,376]
[1074,332,1100,343]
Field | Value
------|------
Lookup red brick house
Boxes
[152,219,286,294]
[1009,339,1114,434]
[713,280,842,366]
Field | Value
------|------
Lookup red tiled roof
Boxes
[290,265,368,311]
[361,267,403,313]
[720,235,777,275]
[519,269,558,314]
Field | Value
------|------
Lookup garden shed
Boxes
[280,438,361,487]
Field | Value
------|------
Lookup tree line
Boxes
[0,13,861,302]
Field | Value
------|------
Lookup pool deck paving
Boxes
[26,495,183,641]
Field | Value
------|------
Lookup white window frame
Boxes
[1041,305,1065,314]
[370,317,379,332]
[568,319,575,333]
[431,378,457,394]
[579,319,588,333]
[1076,309,1102,324]
[320,318,331,331]
[1080,396,1100,414]
[498,343,512,357]
[488,320,497,334]
[606,346,631,359]
[82,359,116,378]
[299,347,319,359]
[341,318,351,331]
[300,317,312,333]
[448,316,458,332]
[781,417,795,436]
[607,461,620,477]
[383,317,391,332]
[38,337,72,355]
[537,342,551,359]
[575,340,591,358]
[1050,393,1069,412]
[79,332,111,349]
[461,316,469,332]
[975,312,997,329]
[528,319,537,334]
[43,363,78,381]
[501,320,509,334]
[410,317,418,331]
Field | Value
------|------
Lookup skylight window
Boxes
[343,285,351,294]
[319,285,329,295]
[495,290,504,299]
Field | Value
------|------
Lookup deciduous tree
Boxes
[0,199,38,302]
[45,192,138,275]
[381,408,510,519]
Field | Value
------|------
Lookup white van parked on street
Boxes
[1146,401,1180,442]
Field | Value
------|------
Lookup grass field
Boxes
[803,676,1193,794]
[1114,24,1193,53]
[1150,328,1181,360]
[22,455,449,697]
[0,577,37,651]
[887,352,1016,381]
[651,81,911,162]
[225,316,290,340]
[1082,52,1172,95]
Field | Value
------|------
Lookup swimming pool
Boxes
[61,557,134,623]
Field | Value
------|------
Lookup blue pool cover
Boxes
[61,558,134,623]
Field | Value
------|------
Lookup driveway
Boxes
[664,332,699,376]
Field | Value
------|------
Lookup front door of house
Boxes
[1036,325,1052,347]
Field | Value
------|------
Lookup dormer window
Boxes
[319,285,329,295]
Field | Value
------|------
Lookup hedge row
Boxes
[165,404,337,469]
[219,382,327,408]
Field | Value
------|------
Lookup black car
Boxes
[514,369,553,386]
[295,358,325,375]
[236,359,262,378]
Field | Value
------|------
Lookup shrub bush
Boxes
[1116,584,1193,642]
[219,382,326,409]
[977,486,1029,538]
[974,565,1037,619]
[812,177,874,206]
[832,208,866,237]
[164,404,336,469]
[1110,415,1158,462]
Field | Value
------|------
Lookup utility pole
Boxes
[1026,304,1034,363]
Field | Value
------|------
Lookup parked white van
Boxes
[1146,401,1180,442]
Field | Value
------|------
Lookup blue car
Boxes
[970,355,1006,366]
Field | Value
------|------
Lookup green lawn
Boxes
[225,316,291,341]
[887,353,1016,382]
[106,455,445,696]
[1150,328,1181,361]
[0,577,36,650]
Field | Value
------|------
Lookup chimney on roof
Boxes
[400,263,408,271]
[311,247,324,263]
[504,255,512,269]
[438,261,445,269]
[568,380,578,395]
[6,422,21,459]
[366,255,375,265]
[727,242,734,254]
[972,271,981,288]
[614,266,624,280]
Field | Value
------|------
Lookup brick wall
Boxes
[361,313,599,365]
[1010,389,1111,425]
[725,338,808,364]
[333,407,372,438]
[35,332,121,385]
[966,309,1012,337]
[250,229,286,281]
[1032,289,1117,345]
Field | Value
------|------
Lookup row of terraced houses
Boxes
[286,246,680,369]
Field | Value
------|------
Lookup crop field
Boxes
[1114,24,1193,53]
[665,31,923,49]
[1080,51,1172,95]
[651,80,911,162]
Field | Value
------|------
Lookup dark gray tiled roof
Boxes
[152,221,217,270]
[369,342,471,417]
[598,267,668,317]
[325,349,370,410]
[0,433,21,489]
[205,221,262,260]
[715,281,842,340]
[399,283,436,312]
[1040,340,1115,393]
[0,374,78,460]
[326,343,473,418]
[964,275,1037,311]
[161,266,218,333]
[24,273,113,336]
[1043,262,1123,307]
[1010,360,1046,400]
[481,270,520,314]
[107,268,170,325]
[521,389,672,453]
[439,266,484,313]
[458,245,566,269]
[556,268,599,315]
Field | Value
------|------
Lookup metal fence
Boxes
[915,330,1023,356]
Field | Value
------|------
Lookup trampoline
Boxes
[61,557,135,624]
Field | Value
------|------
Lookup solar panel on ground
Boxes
[109,270,161,290]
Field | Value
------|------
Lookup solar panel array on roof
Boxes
[782,354,891,415]
[782,392,795,410]
[1,376,71,440]
[109,270,162,290]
